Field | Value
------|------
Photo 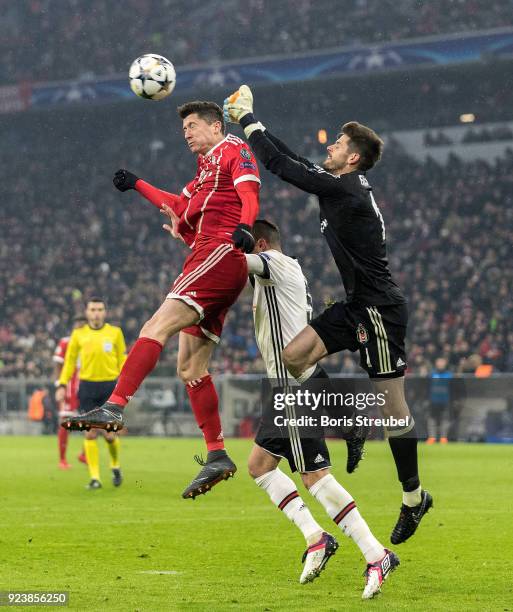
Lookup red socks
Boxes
[108,337,223,452]
[109,337,163,406]
[58,427,68,461]
[186,375,224,451]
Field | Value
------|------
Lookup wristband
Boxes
[240,113,265,139]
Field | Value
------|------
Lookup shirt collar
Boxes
[203,136,227,158]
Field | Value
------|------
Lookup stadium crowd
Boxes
[1,102,511,379]
[1,0,512,84]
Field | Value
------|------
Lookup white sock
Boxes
[309,474,385,563]
[403,485,422,507]
[255,468,322,542]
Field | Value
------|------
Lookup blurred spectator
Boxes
[426,357,452,443]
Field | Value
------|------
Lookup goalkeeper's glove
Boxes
[113,169,139,192]
[232,223,255,253]
[223,85,254,124]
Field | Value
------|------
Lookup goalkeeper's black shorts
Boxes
[310,301,408,379]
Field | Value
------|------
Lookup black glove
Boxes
[113,169,139,192]
[232,223,255,253]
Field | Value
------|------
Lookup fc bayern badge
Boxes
[356,323,368,344]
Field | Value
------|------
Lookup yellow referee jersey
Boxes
[58,323,127,384]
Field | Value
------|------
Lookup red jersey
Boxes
[177,134,260,246]
[53,337,80,411]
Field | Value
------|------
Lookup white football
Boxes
[129,54,176,101]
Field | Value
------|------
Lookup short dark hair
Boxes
[340,121,384,171]
[177,101,225,134]
[252,219,281,247]
[86,296,105,307]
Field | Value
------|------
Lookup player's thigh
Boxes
[176,331,216,382]
[282,325,328,374]
[371,376,410,418]
[248,444,280,478]
[140,298,200,343]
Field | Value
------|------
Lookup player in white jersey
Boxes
[245,220,399,599]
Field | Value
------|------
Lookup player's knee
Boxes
[281,346,303,378]
[301,468,329,490]
[247,457,268,479]
[247,461,259,479]
[176,364,191,384]
[177,363,207,385]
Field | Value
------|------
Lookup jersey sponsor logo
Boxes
[103,341,113,352]
[239,161,256,170]
[314,454,325,464]
[240,148,252,160]
[356,323,369,345]
[320,219,328,234]
[186,291,197,296]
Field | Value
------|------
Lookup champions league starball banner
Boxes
[2,28,513,114]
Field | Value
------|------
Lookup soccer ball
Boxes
[129,54,176,101]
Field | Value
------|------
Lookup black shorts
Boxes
[310,301,408,379]
[255,380,331,473]
[77,380,117,414]
[255,430,331,474]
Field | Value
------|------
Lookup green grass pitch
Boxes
[2,436,512,611]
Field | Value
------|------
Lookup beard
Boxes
[322,155,347,173]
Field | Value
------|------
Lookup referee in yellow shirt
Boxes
[56,297,127,490]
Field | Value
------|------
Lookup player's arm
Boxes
[229,145,261,253]
[57,332,79,390]
[113,169,188,216]
[160,204,195,247]
[245,122,342,197]
[52,341,65,381]
[224,86,341,197]
[115,328,127,372]
[245,253,270,279]
[53,362,63,382]
[263,131,314,168]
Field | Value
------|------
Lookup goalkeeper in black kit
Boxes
[224,86,433,545]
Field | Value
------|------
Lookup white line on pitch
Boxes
[137,570,181,575]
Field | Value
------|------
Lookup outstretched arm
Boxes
[135,180,187,216]
[224,86,341,197]
[113,169,187,216]
[242,116,340,197]
[263,130,313,168]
